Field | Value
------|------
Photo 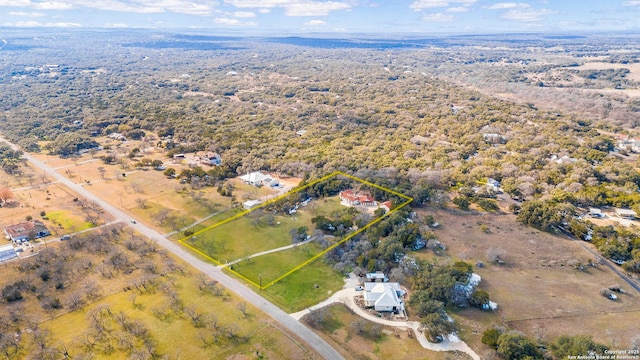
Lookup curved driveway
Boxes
[290,277,481,360]
[6,138,344,360]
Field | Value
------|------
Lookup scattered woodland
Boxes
[1,30,640,359]
[0,225,316,360]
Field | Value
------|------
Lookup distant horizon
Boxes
[2,27,640,39]
[0,1,639,34]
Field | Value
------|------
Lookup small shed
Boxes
[588,208,603,218]
[243,200,261,210]
[615,208,637,219]
[0,243,17,263]
[365,271,388,282]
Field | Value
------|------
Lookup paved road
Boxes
[3,136,344,360]
[555,225,640,294]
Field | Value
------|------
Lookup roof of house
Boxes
[203,152,220,159]
[364,283,404,309]
[340,190,375,203]
[365,271,387,280]
[0,243,16,253]
[364,281,401,292]
[240,171,273,184]
[4,220,49,239]
[0,243,17,262]
[243,199,262,208]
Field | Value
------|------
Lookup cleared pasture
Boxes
[424,207,640,349]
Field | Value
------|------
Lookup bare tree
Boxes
[96,167,106,180]
[197,331,213,348]
[350,319,366,334]
[389,267,405,283]
[154,208,172,225]
[224,324,240,340]
[237,302,249,318]
[305,307,328,329]
[84,280,101,301]
[135,198,148,209]
[186,306,205,328]
[205,314,219,331]
[32,328,53,352]
[25,173,35,186]
[67,290,86,311]
[130,182,144,194]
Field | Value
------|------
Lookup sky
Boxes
[0,0,639,34]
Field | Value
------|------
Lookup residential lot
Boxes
[421,208,640,355]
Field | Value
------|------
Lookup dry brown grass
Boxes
[0,180,109,238]
[419,207,640,349]
[304,304,467,360]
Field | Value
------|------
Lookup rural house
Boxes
[379,201,392,213]
[363,282,405,313]
[4,220,51,243]
[200,152,221,166]
[339,190,377,206]
[487,178,500,192]
[239,171,281,188]
[616,136,640,153]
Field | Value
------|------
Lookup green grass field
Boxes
[231,242,326,285]
[261,260,346,312]
[186,198,343,264]
[46,210,95,233]
[188,213,309,263]
[179,172,413,310]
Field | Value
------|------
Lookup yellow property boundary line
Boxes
[178,171,413,290]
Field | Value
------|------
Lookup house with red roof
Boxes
[4,220,50,243]
[339,190,377,206]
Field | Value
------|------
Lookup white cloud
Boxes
[0,0,73,10]
[422,13,454,21]
[446,6,468,12]
[0,0,216,16]
[410,0,448,8]
[304,19,326,25]
[104,22,129,28]
[0,0,32,6]
[258,8,270,13]
[410,0,476,11]
[213,17,258,25]
[224,0,291,6]
[502,8,556,21]
[284,1,350,16]
[485,2,530,10]
[225,0,351,16]
[32,1,73,10]
[8,11,45,16]
[623,0,640,5]
[3,20,81,27]
[233,10,255,17]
